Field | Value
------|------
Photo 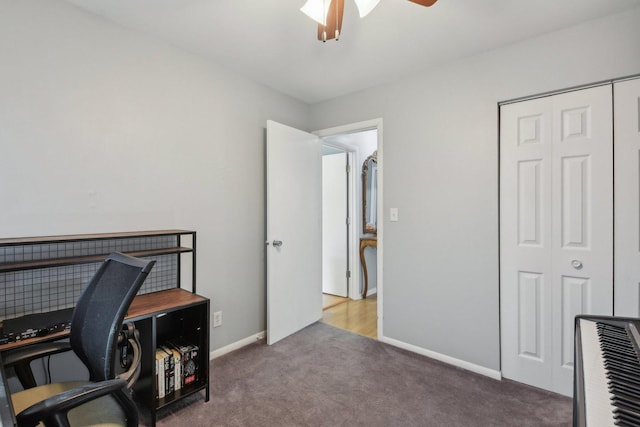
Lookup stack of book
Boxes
[155,339,199,399]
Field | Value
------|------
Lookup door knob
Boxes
[571,259,583,270]
[272,240,283,247]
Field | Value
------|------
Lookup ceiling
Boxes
[64,0,640,104]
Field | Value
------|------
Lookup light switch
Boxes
[390,208,399,222]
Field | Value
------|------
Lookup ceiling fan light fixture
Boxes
[354,0,381,17]
[303,0,434,42]
[301,0,331,25]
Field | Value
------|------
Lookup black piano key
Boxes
[601,331,631,341]
[609,359,640,371]
[607,370,640,387]
[611,392,640,410]
[611,383,640,398]
[597,323,626,333]
[603,343,636,353]
[600,334,634,345]
[602,330,631,339]
[614,411,640,426]
[602,343,637,356]
[606,363,640,376]
[613,409,640,425]
[607,365,640,378]
[610,381,640,397]
[612,402,640,420]
[607,357,640,370]
[605,351,637,361]
[600,331,633,343]
[606,359,640,373]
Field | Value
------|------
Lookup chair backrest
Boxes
[70,252,155,382]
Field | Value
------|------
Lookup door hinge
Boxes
[346,217,351,225]
[346,164,351,173]
[346,270,351,279]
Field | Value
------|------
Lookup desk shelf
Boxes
[0,247,194,273]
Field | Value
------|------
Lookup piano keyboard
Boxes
[575,317,640,427]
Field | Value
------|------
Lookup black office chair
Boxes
[4,252,155,427]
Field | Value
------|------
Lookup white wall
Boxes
[310,8,640,371]
[0,0,309,350]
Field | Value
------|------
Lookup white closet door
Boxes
[322,152,348,297]
[614,78,640,317]
[500,85,613,396]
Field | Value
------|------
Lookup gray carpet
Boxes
[156,322,572,426]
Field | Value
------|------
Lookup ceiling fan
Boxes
[301,0,438,42]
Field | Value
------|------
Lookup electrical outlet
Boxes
[213,311,222,327]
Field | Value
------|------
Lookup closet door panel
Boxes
[500,97,554,391]
[550,85,613,396]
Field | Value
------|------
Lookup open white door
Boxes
[266,120,322,345]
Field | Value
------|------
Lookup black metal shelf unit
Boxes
[0,230,208,426]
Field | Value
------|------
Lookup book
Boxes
[168,346,182,391]
[155,348,166,399]
[167,338,199,386]
[160,345,176,394]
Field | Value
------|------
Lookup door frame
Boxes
[314,118,384,338]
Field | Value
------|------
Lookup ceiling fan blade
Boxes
[407,0,438,6]
[317,0,344,41]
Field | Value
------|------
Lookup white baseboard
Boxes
[210,330,266,360]
[367,287,377,297]
[380,336,502,381]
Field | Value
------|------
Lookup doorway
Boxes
[264,118,382,345]
[317,121,381,339]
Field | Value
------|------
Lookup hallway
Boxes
[321,294,377,339]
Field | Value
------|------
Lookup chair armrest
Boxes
[3,342,72,389]
[116,323,141,389]
[16,378,128,427]
[2,342,71,367]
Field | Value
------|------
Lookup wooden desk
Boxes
[359,237,377,299]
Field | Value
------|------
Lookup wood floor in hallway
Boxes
[321,294,377,339]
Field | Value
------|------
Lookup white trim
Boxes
[381,336,503,381]
[314,118,384,338]
[346,150,358,299]
[210,331,266,360]
[313,119,380,138]
[499,73,640,106]
[375,121,383,339]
